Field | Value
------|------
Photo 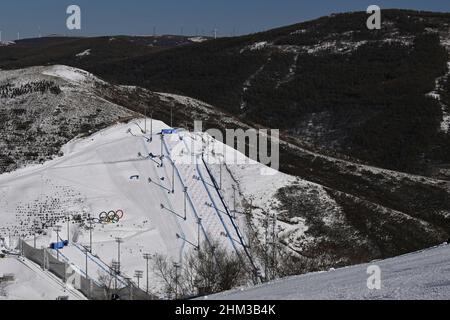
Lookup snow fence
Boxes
[20,240,153,300]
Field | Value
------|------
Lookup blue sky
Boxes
[0,0,449,40]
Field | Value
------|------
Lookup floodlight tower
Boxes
[134,270,144,289]
[115,237,124,272]
[143,253,152,294]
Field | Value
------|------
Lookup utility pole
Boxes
[171,160,175,194]
[87,215,93,253]
[160,134,164,166]
[150,112,153,142]
[112,261,121,292]
[232,185,237,217]
[264,212,269,280]
[219,162,222,190]
[84,245,92,299]
[170,105,173,128]
[197,218,202,249]
[143,253,152,294]
[134,270,143,289]
[33,220,38,248]
[144,105,147,133]
[84,245,90,280]
[272,212,278,280]
[183,187,188,220]
[115,237,123,273]
[173,262,181,300]
[54,225,62,261]
[66,214,70,243]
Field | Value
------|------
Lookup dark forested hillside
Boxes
[1,9,450,176]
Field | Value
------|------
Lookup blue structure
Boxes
[50,240,68,250]
[160,128,178,135]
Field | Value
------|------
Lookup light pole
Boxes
[160,134,164,167]
[183,187,188,221]
[197,218,202,250]
[87,215,93,253]
[232,185,236,217]
[54,225,62,261]
[66,214,70,243]
[84,245,91,280]
[134,270,143,289]
[171,160,175,194]
[112,261,121,292]
[173,262,181,300]
[219,162,222,190]
[150,111,153,142]
[144,105,147,133]
[143,253,152,294]
[115,237,123,273]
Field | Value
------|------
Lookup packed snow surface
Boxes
[0,257,85,300]
[203,244,450,300]
[42,65,95,84]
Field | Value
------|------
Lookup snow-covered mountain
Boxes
[1,64,450,299]
[0,65,305,298]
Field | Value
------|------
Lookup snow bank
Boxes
[203,244,450,300]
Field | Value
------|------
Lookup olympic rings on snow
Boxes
[94,210,125,224]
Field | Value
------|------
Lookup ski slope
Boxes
[0,256,85,300]
[0,118,293,297]
[202,243,450,300]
